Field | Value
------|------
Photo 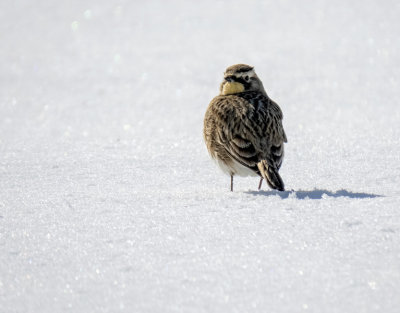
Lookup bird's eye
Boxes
[245,76,249,81]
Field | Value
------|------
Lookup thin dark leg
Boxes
[230,175,233,192]
[258,178,263,190]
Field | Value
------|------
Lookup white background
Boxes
[1,0,399,312]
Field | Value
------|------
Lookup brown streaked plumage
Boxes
[203,64,287,191]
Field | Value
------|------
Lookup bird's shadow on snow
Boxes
[246,189,382,199]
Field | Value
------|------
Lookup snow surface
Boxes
[1,0,400,312]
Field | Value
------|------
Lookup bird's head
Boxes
[219,64,267,96]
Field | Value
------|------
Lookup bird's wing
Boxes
[213,93,286,171]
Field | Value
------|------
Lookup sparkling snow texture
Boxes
[1,1,400,312]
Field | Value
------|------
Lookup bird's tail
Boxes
[257,160,285,191]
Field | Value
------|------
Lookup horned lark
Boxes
[203,64,287,191]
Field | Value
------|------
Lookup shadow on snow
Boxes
[246,189,382,199]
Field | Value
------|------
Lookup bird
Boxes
[203,64,287,192]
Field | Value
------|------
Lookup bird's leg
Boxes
[230,175,233,192]
[258,178,263,190]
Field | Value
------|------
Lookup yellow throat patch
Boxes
[221,82,245,95]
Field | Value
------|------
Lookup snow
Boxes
[1,0,400,312]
